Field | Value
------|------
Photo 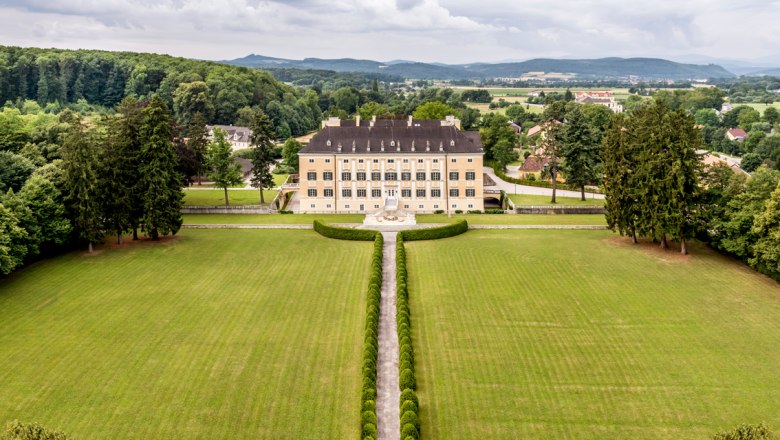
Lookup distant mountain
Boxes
[222,54,735,80]
[749,68,780,76]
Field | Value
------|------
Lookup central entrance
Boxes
[384,187,399,211]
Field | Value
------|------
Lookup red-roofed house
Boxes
[726,128,747,142]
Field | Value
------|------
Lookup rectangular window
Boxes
[343,189,352,197]
[434,204,439,209]
[341,172,351,181]
[417,159,423,163]
[450,189,459,197]
[373,159,379,163]
[401,172,411,181]
[357,189,367,197]
[403,159,409,163]
[343,159,349,163]
[359,159,364,163]
[416,189,426,197]
[388,159,394,163]
[416,172,426,181]
[371,172,381,181]
[449,171,459,181]
[323,172,333,181]
[324,189,333,197]
[468,204,473,208]
[451,158,456,163]
[345,204,350,208]
[465,171,476,180]
[357,172,366,181]
[468,158,473,163]
[307,171,316,181]
[431,172,440,181]
[372,189,381,198]
[431,189,441,197]
[466,188,475,197]
[308,159,315,163]
[385,172,397,181]
[307,189,317,197]
[325,159,331,163]
[433,159,438,163]
[402,189,411,198]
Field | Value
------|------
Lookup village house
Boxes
[527,120,562,139]
[206,125,252,150]
[574,91,623,113]
[726,128,748,142]
[297,116,484,214]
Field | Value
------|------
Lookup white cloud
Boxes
[0,0,778,64]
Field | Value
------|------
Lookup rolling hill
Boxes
[223,54,735,80]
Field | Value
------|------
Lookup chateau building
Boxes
[298,116,484,214]
[206,125,252,150]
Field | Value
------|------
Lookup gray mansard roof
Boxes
[301,119,483,155]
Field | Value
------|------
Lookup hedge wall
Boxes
[313,220,378,241]
[396,233,420,439]
[361,234,384,439]
[399,220,468,241]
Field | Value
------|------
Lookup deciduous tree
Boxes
[205,128,242,206]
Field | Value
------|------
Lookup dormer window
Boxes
[450,140,455,146]
[326,140,331,147]
[390,140,395,147]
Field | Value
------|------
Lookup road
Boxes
[483,167,605,200]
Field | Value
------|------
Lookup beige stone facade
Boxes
[298,117,484,214]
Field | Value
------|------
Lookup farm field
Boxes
[508,194,605,205]
[416,213,606,225]
[406,230,780,439]
[0,230,371,439]
[183,188,279,206]
[733,102,780,113]
[182,213,365,224]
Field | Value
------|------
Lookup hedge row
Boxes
[492,164,605,195]
[396,233,420,439]
[313,220,378,241]
[399,220,468,241]
[361,234,384,439]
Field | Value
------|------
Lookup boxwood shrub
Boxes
[313,220,378,241]
[399,220,468,241]
[360,234,383,438]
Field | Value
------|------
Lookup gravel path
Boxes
[376,231,400,440]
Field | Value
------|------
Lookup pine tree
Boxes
[603,114,639,243]
[559,106,599,201]
[101,97,143,243]
[138,96,183,240]
[60,111,102,252]
[187,112,209,185]
[248,109,276,204]
[205,128,243,207]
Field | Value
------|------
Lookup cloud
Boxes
[0,0,778,63]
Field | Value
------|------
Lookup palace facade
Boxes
[298,116,484,214]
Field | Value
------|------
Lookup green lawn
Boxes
[416,214,606,225]
[733,102,780,113]
[183,189,279,206]
[509,194,605,206]
[406,230,780,439]
[0,230,371,439]
[273,173,289,187]
[182,213,365,224]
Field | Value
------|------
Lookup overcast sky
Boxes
[1,0,779,65]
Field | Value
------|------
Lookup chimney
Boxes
[337,142,342,152]
[355,115,361,127]
[407,115,413,127]
[352,140,356,153]
[367,140,371,152]
[411,140,415,152]
[396,140,401,152]
[425,140,430,152]
[381,140,385,152]
[439,141,444,152]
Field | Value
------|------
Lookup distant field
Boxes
[182,213,365,224]
[407,230,780,439]
[183,189,279,206]
[0,230,371,438]
[416,213,606,225]
[732,102,780,113]
[509,194,605,206]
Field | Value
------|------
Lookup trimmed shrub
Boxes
[313,220,378,241]
[362,410,378,427]
[484,208,505,214]
[454,209,463,214]
[400,388,418,406]
[401,399,418,415]
[362,399,376,412]
[400,220,468,241]
[401,423,419,440]
[400,368,416,390]
[401,410,419,430]
[467,209,482,214]
[362,423,377,438]
[713,424,773,440]
[434,209,444,214]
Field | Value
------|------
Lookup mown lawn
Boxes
[0,230,371,439]
[416,214,606,225]
[182,213,365,224]
[508,193,605,205]
[183,189,279,206]
[406,230,780,439]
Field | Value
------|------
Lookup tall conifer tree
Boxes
[138,96,183,240]
[248,109,276,204]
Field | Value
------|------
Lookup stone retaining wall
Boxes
[515,206,606,215]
